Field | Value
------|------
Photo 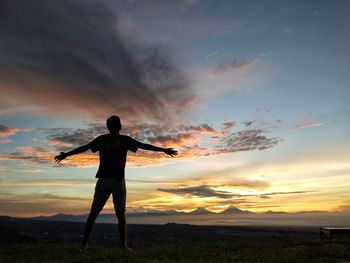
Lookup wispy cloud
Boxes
[243,121,253,127]
[0,124,34,143]
[158,184,312,200]
[158,185,234,199]
[212,58,257,75]
[290,122,323,130]
[220,122,236,135]
[217,129,283,153]
[0,125,18,137]
[0,146,54,164]
[258,191,312,197]
[178,124,217,135]
[205,50,219,60]
[0,125,17,143]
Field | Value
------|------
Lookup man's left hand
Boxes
[164,148,178,157]
[54,152,67,163]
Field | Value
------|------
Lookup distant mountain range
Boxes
[220,206,253,215]
[26,206,255,222]
[1,206,349,226]
[27,206,337,223]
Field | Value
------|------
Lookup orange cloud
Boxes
[0,119,283,169]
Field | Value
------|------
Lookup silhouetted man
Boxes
[54,115,177,251]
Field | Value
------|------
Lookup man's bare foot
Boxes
[80,244,88,253]
[121,246,134,253]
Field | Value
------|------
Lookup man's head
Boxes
[106,115,122,133]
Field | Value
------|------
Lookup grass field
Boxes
[1,240,350,263]
[1,219,350,262]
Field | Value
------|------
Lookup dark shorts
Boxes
[90,178,126,215]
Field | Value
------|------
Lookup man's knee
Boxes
[115,209,125,220]
[89,207,102,219]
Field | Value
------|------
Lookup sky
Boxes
[0,0,349,218]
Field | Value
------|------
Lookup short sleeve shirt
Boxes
[89,134,142,180]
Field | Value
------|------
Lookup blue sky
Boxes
[0,0,349,217]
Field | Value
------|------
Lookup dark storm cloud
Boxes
[0,0,191,120]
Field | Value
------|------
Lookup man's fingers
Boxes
[54,155,63,163]
[168,151,177,157]
[164,148,177,157]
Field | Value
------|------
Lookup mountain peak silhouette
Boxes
[188,207,215,215]
[220,206,253,214]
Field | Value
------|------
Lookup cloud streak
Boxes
[212,58,257,75]
[0,125,18,143]
[158,184,312,199]
[158,185,233,199]
[0,0,192,121]
[0,124,34,143]
[290,122,323,130]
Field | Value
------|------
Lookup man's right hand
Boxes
[163,148,178,157]
[54,152,67,163]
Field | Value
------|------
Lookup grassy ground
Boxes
[1,240,350,263]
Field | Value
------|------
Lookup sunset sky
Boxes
[0,0,349,217]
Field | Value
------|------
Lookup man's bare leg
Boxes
[116,211,132,250]
[81,211,99,252]
[81,181,110,252]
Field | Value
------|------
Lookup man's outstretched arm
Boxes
[54,144,91,163]
[139,143,178,157]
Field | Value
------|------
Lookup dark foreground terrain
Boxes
[0,217,349,262]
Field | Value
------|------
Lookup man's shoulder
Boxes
[91,134,110,143]
[119,134,142,145]
[118,134,135,143]
[119,134,132,140]
[94,134,138,143]
[95,134,108,139]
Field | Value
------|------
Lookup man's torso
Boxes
[90,134,140,180]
